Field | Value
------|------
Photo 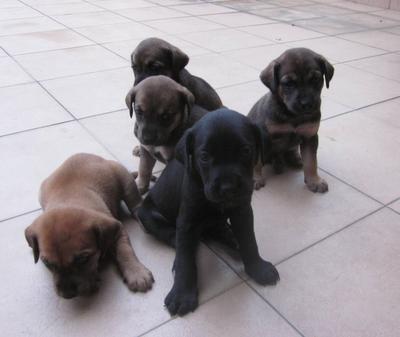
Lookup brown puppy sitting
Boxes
[126,75,208,194]
[248,48,334,193]
[25,153,154,299]
[131,37,222,111]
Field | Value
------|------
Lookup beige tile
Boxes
[178,28,271,52]
[389,199,400,213]
[23,0,83,4]
[115,6,188,21]
[331,0,382,12]
[320,95,353,119]
[53,11,130,28]
[259,208,400,337]
[87,0,155,10]
[188,53,259,88]
[0,83,72,136]
[0,48,6,57]
[295,16,365,35]
[269,0,314,6]
[0,57,32,87]
[219,0,277,11]
[0,29,93,55]
[202,12,275,27]
[75,22,160,44]
[251,7,320,21]
[0,0,25,8]
[287,36,386,63]
[146,16,225,34]
[323,64,400,109]
[298,3,356,16]
[0,212,241,337]
[345,53,400,82]
[42,67,132,118]
[338,12,399,29]
[0,122,113,220]
[173,3,236,15]
[240,23,323,43]
[15,45,128,81]
[384,25,400,35]
[319,98,400,203]
[0,16,63,36]
[0,6,42,21]
[146,284,301,337]
[340,30,400,51]
[372,9,400,20]
[33,2,104,15]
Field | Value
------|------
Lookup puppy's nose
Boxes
[142,131,157,144]
[59,282,78,299]
[299,98,313,110]
[218,181,238,198]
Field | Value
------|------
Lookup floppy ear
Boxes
[260,60,280,93]
[175,129,193,171]
[317,55,334,89]
[92,214,122,255]
[25,220,41,263]
[252,123,267,165]
[125,86,137,118]
[179,86,195,123]
[170,45,189,71]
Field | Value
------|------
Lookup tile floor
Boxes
[0,0,399,336]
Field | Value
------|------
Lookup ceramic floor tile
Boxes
[87,0,155,10]
[0,6,42,21]
[340,30,400,51]
[0,16,63,36]
[33,3,105,16]
[0,83,72,136]
[0,0,25,8]
[187,53,259,88]
[218,0,277,11]
[146,284,301,337]
[201,12,275,27]
[323,63,400,109]
[0,29,93,55]
[0,48,6,57]
[75,22,160,44]
[345,53,400,82]
[384,25,400,35]
[15,45,128,81]
[23,0,83,4]
[372,9,400,21]
[320,95,353,119]
[0,57,32,87]
[146,16,225,34]
[115,6,189,21]
[287,36,386,63]
[52,11,130,28]
[295,16,366,35]
[178,28,271,52]
[42,67,132,119]
[173,3,236,15]
[319,98,400,204]
[338,12,400,29]
[0,122,113,220]
[298,3,356,16]
[268,0,314,6]
[240,23,323,43]
[331,0,382,12]
[251,7,321,21]
[389,199,400,213]
[0,212,241,337]
[258,208,400,337]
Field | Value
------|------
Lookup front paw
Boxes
[305,177,328,193]
[124,265,154,292]
[254,177,266,190]
[132,146,141,157]
[245,259,280,285]
[164,285,198,316]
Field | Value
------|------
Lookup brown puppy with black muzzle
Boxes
[126,75,208,194]
[24,153,154,299]
[248,48,334,193]
[131,37,222,111]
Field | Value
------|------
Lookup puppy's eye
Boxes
[149,63,161,73]
[283,80,296,88]
[160,113,171,122]
[199,151,209,163]
[74,254,91,266]
[241,146,252,159]
[135,107,144,118]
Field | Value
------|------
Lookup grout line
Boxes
[0,208,41,223]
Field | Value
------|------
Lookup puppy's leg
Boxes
[137,146,156,194]
[284,146,303,169]
[113,164,142,214]
[230,205,279,285]
[300,135,328,193]
[115,227,154,292]
[253,160,267,190]
[137,198,176,248]
[164,222,201,316]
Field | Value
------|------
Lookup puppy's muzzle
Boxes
[141,130,158,145]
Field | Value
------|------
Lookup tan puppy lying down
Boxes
[25,153,154,299]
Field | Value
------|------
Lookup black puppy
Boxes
[137,108,279,316]
[131,37,222,111]
[248,48,334,193]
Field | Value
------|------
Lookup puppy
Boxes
[126,75,208,194]
[137,108,280,316]
[25,153,154,299]
[248,48,334,193]
[131,37,222,111]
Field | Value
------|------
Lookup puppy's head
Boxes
[25,208,121,299]
[176,108,264,207]
[131,37,189,85]
[125,75,194,146]
[260,48,334,115]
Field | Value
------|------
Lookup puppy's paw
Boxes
[164,286,198,316]
[245,259,280,286]
[305,177,328,193]
[132,146,141,157]
[254,177,266,190]
[124,265,154,292]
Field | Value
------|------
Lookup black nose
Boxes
[59,282,78,299]
[299,97,313,110]
[142,131,157,144]
[218,181,239,198]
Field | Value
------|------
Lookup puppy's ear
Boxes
[170,46,189,72]
[179,86,195,123]
[92,214,122,255]
[175,129,193,171]
[125,86,137,118]
[260,61,280,93]
[25,220,41,263]
[252,123,267,165]
[317,55,334,89]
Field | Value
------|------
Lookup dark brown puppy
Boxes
[126,75,208,194]
[131,37,222,111]
[248,48,334,193]
[25,153,154,299]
